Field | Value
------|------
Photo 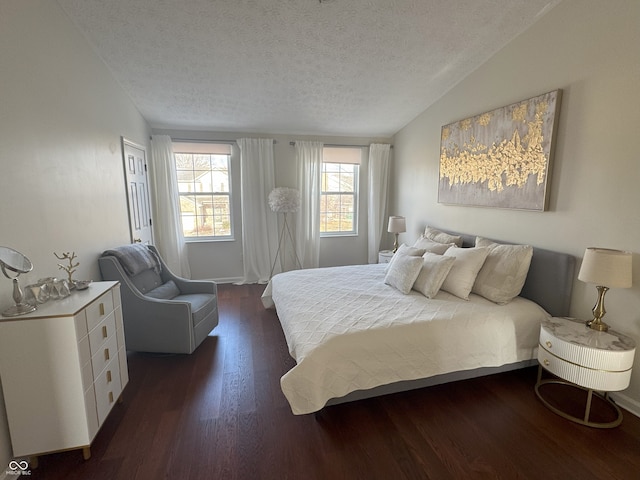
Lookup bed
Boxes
[262,229,575,415]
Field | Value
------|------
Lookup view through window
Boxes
[173,142,233,239]
[320,147,361,235]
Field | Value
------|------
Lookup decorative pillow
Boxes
[440,247,489,299]
[424,226,463,247]
[472,237,533,304]
[412,235,455,254]
[412,253,456,298]
[385,243,426,272]
[384,255,424,294]
[145,280,180,299]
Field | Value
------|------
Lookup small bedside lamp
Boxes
[578,247,632,332]
[387,216,406,253]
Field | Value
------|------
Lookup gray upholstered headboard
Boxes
[444,230,575,318]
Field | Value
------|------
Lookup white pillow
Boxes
[385,243,426,272]
[424,226,463,247]
[413,235,455,254]
[472,237,533,304]
[384,255,424,294]
[440,247,489,299]
[413,253,456,298]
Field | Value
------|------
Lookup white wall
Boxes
[392,0,640,413]
[153,130,392,282]
[0,0,150,470]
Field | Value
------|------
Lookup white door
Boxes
[122,138,153,244]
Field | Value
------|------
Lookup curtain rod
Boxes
[152,137,277,145]
[288,141,392,149]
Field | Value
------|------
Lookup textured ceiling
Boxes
[56,0,560,137]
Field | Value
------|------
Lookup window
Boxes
[320,147,361,236]
[173,142,233,240]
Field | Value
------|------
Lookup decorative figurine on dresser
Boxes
[535,247,635,428]
[0,246,127,468]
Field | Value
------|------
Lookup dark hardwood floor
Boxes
[28,284,640,479]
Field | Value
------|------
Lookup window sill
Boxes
[320,233,359,239]
[184,237,236,244]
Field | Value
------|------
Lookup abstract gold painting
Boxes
[438,90,561,210]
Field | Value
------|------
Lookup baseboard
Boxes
[610,391,640,419]
[210,277,244,284]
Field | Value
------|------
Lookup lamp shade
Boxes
[268,187,300,213]
[578,248,632,289]
[387,216,406,234]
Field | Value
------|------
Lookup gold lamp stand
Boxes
[586,285,610,332]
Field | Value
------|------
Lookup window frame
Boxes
[320,147,361,237]
[173,142,235,242]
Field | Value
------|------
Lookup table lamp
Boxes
[387,216,406,253]
[578,247,632,332]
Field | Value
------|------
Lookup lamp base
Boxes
[586,285,610,332]
[586,318,609,332]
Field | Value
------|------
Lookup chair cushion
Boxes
[130,269,164,294]
[172,293,217,326]
[146,280,180,300]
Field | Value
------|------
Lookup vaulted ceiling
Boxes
[56,0,560,137]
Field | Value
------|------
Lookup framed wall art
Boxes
[438,90,562,211]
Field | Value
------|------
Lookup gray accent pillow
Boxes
[145,280,180,300]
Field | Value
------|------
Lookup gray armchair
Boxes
[98,244,218,354]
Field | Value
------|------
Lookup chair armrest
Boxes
[172,278,217,295]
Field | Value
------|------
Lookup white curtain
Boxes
[149,135,191,278]
[295,141,323,269]
[367,143,391,263]
[236,138,278,284]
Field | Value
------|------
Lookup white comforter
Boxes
[262,263,548,415]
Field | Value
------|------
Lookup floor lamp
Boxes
[269,187,302,278]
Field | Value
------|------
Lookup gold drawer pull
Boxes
[99,303,105,316]
[104,348,110,361]
[106,370,112,382]
[102,325,108,338]
[545,341,552,348]
[543,359,550,366]
[108,392,114,403]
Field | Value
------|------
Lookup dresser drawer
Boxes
[538,347,632,391]
[88,312,116,354]
[86,292,115,332]
[94,358,122,424]
[539,326,634,371]
[91,333,119,380]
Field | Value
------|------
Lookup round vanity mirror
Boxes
[0,247,37,317]
[0,246,33,276]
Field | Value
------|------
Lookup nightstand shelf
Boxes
[535,317,635,428]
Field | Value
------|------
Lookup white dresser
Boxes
[0,281,128,464]
[536,316,635,428]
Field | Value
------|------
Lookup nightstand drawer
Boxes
[378,250,394,264]
[539,325,634,371]
[538,347,632,391]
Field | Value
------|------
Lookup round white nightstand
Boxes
[378,250,394,264]
[535,317,636,428]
